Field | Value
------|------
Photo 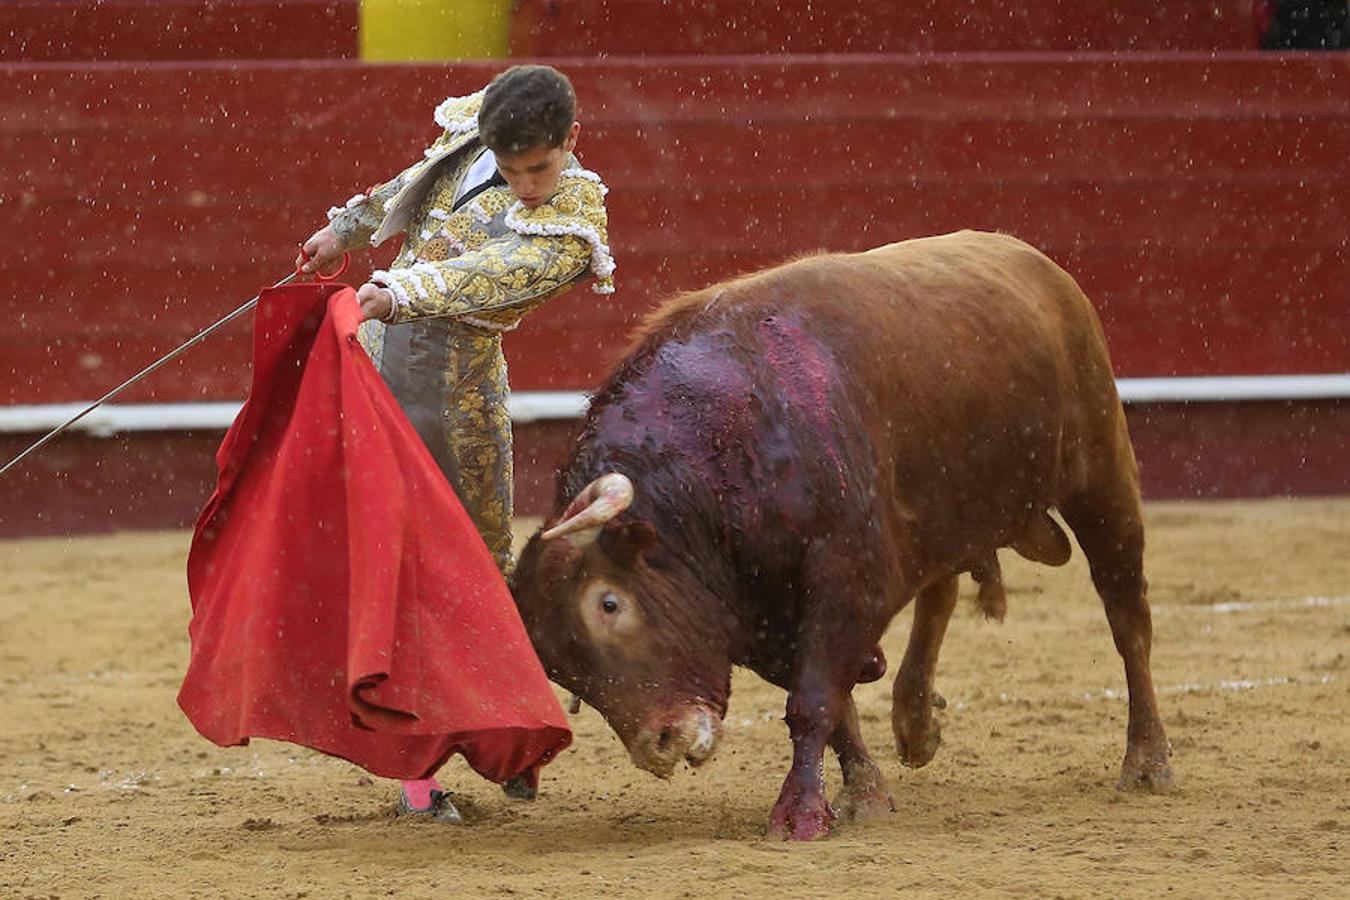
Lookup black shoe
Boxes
[501,776,537,802]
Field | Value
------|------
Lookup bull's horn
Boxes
[541,473,634,543]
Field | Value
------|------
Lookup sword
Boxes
[0,272,302,479]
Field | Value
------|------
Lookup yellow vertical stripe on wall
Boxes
[360,0,512,61]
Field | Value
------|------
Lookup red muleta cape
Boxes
[178,283,570,782]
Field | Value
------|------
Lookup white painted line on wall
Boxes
[0,392,592,436]
[1116,373,1350,403]
[505,391,591,423]
[1,374,1347,436]
[0,402,244,438]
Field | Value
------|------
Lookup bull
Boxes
[510,230,1174,840]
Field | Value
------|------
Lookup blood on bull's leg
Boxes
[892,576,959,768]
[829,695,895,822]
[769,673,843,841]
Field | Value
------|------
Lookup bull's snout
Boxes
[628,704,723,779]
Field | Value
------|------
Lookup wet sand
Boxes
[2,498,1347,898]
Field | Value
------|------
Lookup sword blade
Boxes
[0,271,300,478]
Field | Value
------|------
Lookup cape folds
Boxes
[178,283,570,782]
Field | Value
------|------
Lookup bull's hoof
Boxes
[1117,745,1175,794]
[893,710,942,768]
[833,759,895,822]
[767,789,836,841]
[833,782,896,823]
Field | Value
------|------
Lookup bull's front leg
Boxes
[768,539,887,840]
[769,672,842,841]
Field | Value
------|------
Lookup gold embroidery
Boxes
[419,236,452,262]
[386,231,592,326]
[438,330,515,573]
[476,189,512,219]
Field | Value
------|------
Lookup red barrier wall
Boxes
[3,55,1347,405]
[5,398,1347,538]
[511,1,1260,55]
[0,0,1259,62]
[0,0,359,61]
[1,54,1347,533]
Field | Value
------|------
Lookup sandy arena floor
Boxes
[1,499,1347,898]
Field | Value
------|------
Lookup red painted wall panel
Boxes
[3,56,1347,407]
[5,59,1344,402]
[0,0,1259,64]
[0,0,359,62]
[1127,400,1350,498]
[511,1,1259,55]
[1,54,1347,530]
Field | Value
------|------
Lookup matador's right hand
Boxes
[297,225,344,275]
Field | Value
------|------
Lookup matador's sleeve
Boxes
[324,165,417,251]
[373,231,593,324]
[372,172,616,324]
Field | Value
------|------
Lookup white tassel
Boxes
[410,262,450,296]
[326,192,367,221]
[371,270,413,312]
[468,200,493,225]
[505,202,617,285]
[434,89,486,132]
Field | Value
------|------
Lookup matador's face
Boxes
[496,121,581,210]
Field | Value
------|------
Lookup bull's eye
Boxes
[579,580,637,641]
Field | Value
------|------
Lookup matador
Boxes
[303,67,612,574]
[297,64,612,821]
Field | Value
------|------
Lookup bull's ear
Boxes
[600,519,658,565]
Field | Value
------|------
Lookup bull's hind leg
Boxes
[891,575,959,768]
[830,695,895,822]
[1060,479,1174,793]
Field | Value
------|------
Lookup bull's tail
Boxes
[969,554,1007,622]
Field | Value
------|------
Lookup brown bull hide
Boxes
[511,230,1173,841]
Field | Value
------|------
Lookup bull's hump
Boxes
[591,329,758,454]
[641,318,846,446]
[621,313,856,507]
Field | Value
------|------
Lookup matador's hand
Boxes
[297,225,344,275]
[356,282,394,322]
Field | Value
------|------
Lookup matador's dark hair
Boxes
[478,65,577,155]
